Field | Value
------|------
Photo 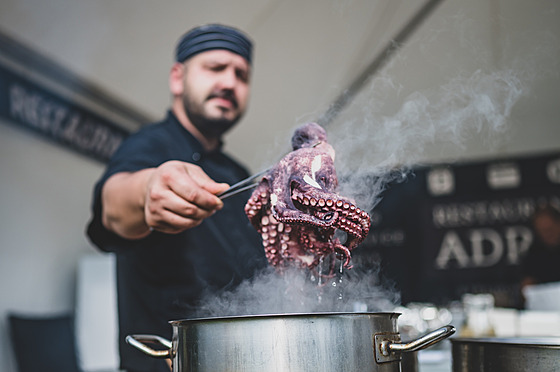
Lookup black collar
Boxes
[167,110,225,155]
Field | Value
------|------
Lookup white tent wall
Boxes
[1,0,556,171]
[0,120,105,372]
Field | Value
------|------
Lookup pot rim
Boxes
[451,337,560,347]
[169,311,401,324]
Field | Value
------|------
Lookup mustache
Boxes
[207,90,238,109]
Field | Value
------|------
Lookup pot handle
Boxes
[378,325,456,357]
[126,334,172,359]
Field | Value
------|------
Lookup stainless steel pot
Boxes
[451,337,560,372]
[127,312,455,372]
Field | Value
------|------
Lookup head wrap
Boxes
[175,24,253,64]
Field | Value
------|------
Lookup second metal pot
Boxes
[451,337,560,372]
[128,312,455,372]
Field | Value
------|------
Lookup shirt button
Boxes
[192,152,201,161]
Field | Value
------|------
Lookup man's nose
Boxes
[217,68,237,89]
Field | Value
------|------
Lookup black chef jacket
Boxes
[522,240,560,285]
[86,111,266,372]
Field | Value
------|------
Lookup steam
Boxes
[325,5,560,213]
[193,264,400,318]
[331,68,525,213]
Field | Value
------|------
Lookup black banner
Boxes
[357,152,560,308]
[0,63,130,162]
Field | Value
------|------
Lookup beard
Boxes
[182,89,243,139]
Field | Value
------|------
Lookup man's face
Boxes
[181,50,251,138]
[534,214,560,247]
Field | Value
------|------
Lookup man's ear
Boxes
[169,63,185,95]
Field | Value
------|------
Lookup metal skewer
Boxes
[218,142,321,200]
[218,168,269,200]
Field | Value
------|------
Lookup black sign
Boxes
[357,152,560,308]
[0,63,130,162]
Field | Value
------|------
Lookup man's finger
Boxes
[168,174,224,212]
[183,164,230,195]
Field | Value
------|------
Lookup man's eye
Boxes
[237,71,249,82]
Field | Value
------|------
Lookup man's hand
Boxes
[144,161,228,233]
[101,161,229,239]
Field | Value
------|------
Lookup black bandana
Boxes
[176,24,253,64]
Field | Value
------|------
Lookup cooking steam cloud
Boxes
[193,265,400,318]
[332,67,525,214]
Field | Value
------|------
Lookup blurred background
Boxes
[0,0,559,371]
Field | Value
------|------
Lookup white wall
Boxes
[0,121,104,372]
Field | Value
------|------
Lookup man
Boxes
[86,24,267,372]
[521,204,560,289]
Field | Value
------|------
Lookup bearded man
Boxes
[87,24,267,372]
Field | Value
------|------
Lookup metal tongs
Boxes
[218,141,323,200]
[218,168,269,200]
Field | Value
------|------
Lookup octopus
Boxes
[245,122,371,275]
